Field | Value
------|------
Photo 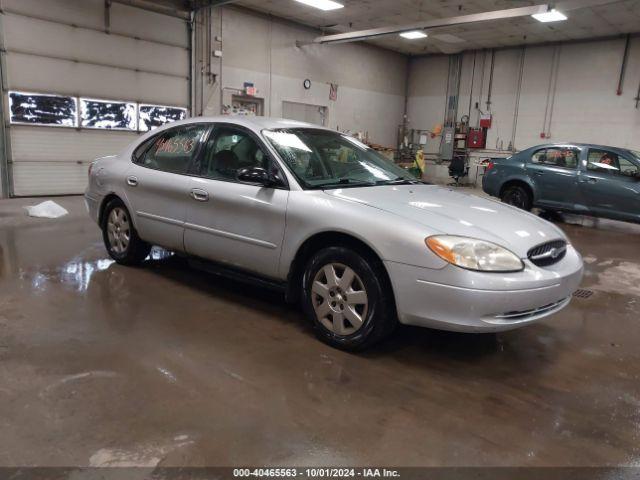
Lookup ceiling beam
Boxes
[303,4,553,45]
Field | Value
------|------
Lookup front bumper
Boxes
[385,245,584,332]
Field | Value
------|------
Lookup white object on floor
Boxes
[25,200,69,219]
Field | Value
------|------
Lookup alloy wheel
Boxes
[312,263,368,336]
[506,190,525,208]
[106,207,131,254]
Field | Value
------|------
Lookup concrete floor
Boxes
[0,195,639,468]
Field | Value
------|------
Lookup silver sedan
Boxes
[85,116,584,350]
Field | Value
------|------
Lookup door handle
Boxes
[190,188,209,202]
[126,176,138,186]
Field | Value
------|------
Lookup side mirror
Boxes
[237,166,276,187]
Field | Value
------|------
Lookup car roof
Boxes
[176,115,329,131]
[530,143,636,154]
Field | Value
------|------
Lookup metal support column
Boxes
[0,13,11,198]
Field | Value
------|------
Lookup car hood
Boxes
[323,184,565,258]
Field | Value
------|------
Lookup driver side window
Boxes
[587,149,638,177]
[199,126,275,183]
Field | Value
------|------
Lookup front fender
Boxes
[279,191,448,279]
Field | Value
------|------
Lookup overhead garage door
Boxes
[1,0,190,196]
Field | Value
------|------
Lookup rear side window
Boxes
[531,147,579,168]
[132,135,157,163]
[138,124,208,174]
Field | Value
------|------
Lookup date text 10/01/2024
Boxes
[232,468,401,478]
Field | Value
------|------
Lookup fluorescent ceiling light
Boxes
[294,0,344,11]
[400,31,427,39]
[532,9,567,22]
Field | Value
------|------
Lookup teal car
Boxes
[482,143,640,224]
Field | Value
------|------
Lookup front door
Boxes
[526,146,582,210]
[124,123,209,251]
[184,124,289,279]
[579,148,640,222]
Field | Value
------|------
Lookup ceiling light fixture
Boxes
[294,0,344,11]
[531,9,567,22]
[400,30,427,39]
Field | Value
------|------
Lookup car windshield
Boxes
[629,150,640,161]
[263,128,420,189]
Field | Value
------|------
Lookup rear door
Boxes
[184,124,289,279]
[526,146,582,209]
[578,148,640,222]
[124,123,209,251]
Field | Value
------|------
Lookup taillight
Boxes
[485,161,494,171]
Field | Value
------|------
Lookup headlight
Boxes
[426,235,524,272]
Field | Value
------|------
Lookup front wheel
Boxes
[301,246,396,351]
[101,198,151,265]
[501,185,532,211]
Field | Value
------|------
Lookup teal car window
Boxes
[531,147,578,169]
[587,149,639,177]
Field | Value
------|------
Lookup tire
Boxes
[301,246,397,351]
[101,198,151,265]
[501,185,532,211]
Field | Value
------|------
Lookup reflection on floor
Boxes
[0,195,639,467]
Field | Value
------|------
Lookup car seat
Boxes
[211,149,240,179]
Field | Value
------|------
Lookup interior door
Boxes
[579,148,640,222]
[124,123,209,251]
[526,146,582,210]
[184,124,289,279]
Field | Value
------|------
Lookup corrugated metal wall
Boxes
[1,0,190,196]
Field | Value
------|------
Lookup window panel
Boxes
[140,124,208,175]
[587,149,639,177]
[80,98,137,130]
[139,104,187,132]
[531,147,578,168]
[200,127,267,181]
[619,158,639,177]
[132,135,159,165]
[8,91,77,127]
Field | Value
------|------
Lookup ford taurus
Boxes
[85,117,584,350]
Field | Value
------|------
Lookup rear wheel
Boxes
[301,246,396,351]
[501,185,532,211]
[101,198,151,265]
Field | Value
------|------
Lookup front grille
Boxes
[527,240,567,267]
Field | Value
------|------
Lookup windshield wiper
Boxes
[375,177,423,185]
[308,178,376,189]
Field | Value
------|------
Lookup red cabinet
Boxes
[467,128,486,149]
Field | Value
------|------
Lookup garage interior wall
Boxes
[0,0,189,197]
[407,36,640,155]
[195,6,408,148]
